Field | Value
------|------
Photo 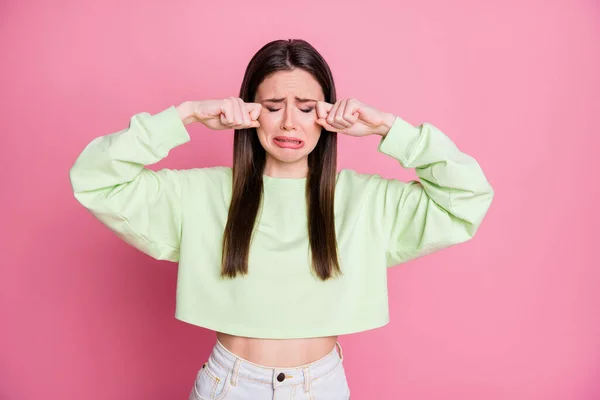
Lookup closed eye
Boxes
[266,108,314,113]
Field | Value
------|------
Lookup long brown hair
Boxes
[221,39,341,281]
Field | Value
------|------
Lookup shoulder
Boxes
[174,166,232,192]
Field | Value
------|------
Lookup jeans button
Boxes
[277,372,285,382]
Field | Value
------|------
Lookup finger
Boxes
[247,102,262,120]
[220,113,231,126]
[231,97,244,127]
[235,119,260,128]
[326,101,339,125]
[335,99,353,127]
[316,101,332,120]
[238,98,252,126]
[342,98,360,125]
[221,99,235,125]
[327,101,346,130]
[316,118,340,133]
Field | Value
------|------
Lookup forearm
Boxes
[70,106,190,194]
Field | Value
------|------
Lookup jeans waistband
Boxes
[208,339,344,390]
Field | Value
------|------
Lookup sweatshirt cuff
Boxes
[148,105,191,155]
[376,116,421,167]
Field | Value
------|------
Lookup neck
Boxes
[263,156,308,179]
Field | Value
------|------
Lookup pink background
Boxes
[1,0,598,399]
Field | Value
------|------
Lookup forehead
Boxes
[255,69,324,101]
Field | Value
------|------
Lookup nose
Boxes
[280,107,296,131]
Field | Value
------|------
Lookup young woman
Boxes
[69,39,494,399]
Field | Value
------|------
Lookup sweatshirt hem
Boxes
[174,313,391,339]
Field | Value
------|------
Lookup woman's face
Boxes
[254,69,325,176]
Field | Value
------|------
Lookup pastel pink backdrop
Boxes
[1,0,598,399]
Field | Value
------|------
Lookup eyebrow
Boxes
[260,97,318,104]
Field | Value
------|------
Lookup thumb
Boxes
[246,102,263,120]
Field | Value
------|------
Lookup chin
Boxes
[272,154,306,164]
[267,149,309,163]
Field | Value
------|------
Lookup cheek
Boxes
[302,120,322,142]
[304,130,322,151]
[257,114,277,133]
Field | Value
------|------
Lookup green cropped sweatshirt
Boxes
[69,106,494,339]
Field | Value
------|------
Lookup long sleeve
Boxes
[69,106,191,262]
[372,116,494,267]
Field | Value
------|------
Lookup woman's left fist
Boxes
[316,98,395,137]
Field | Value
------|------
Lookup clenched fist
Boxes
[177,98,263,130]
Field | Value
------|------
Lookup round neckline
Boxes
[262,174,307,191]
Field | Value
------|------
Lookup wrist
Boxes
[375,112,396,137]
[176,101,197,125]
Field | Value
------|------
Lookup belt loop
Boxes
[302,366,310,393]
[230,359,242,387]
[336,342,344,362]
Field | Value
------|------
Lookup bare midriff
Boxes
[216,332,339,367]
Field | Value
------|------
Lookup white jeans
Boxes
[189,339,351,400]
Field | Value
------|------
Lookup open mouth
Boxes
[273,136,304,148]
[275,138,302,145]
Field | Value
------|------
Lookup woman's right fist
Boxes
[179,98,262,130]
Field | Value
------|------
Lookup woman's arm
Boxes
[373,116,495,267]
[69,99,262,262]
[316,98,494,267]
[68,105,193,262]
